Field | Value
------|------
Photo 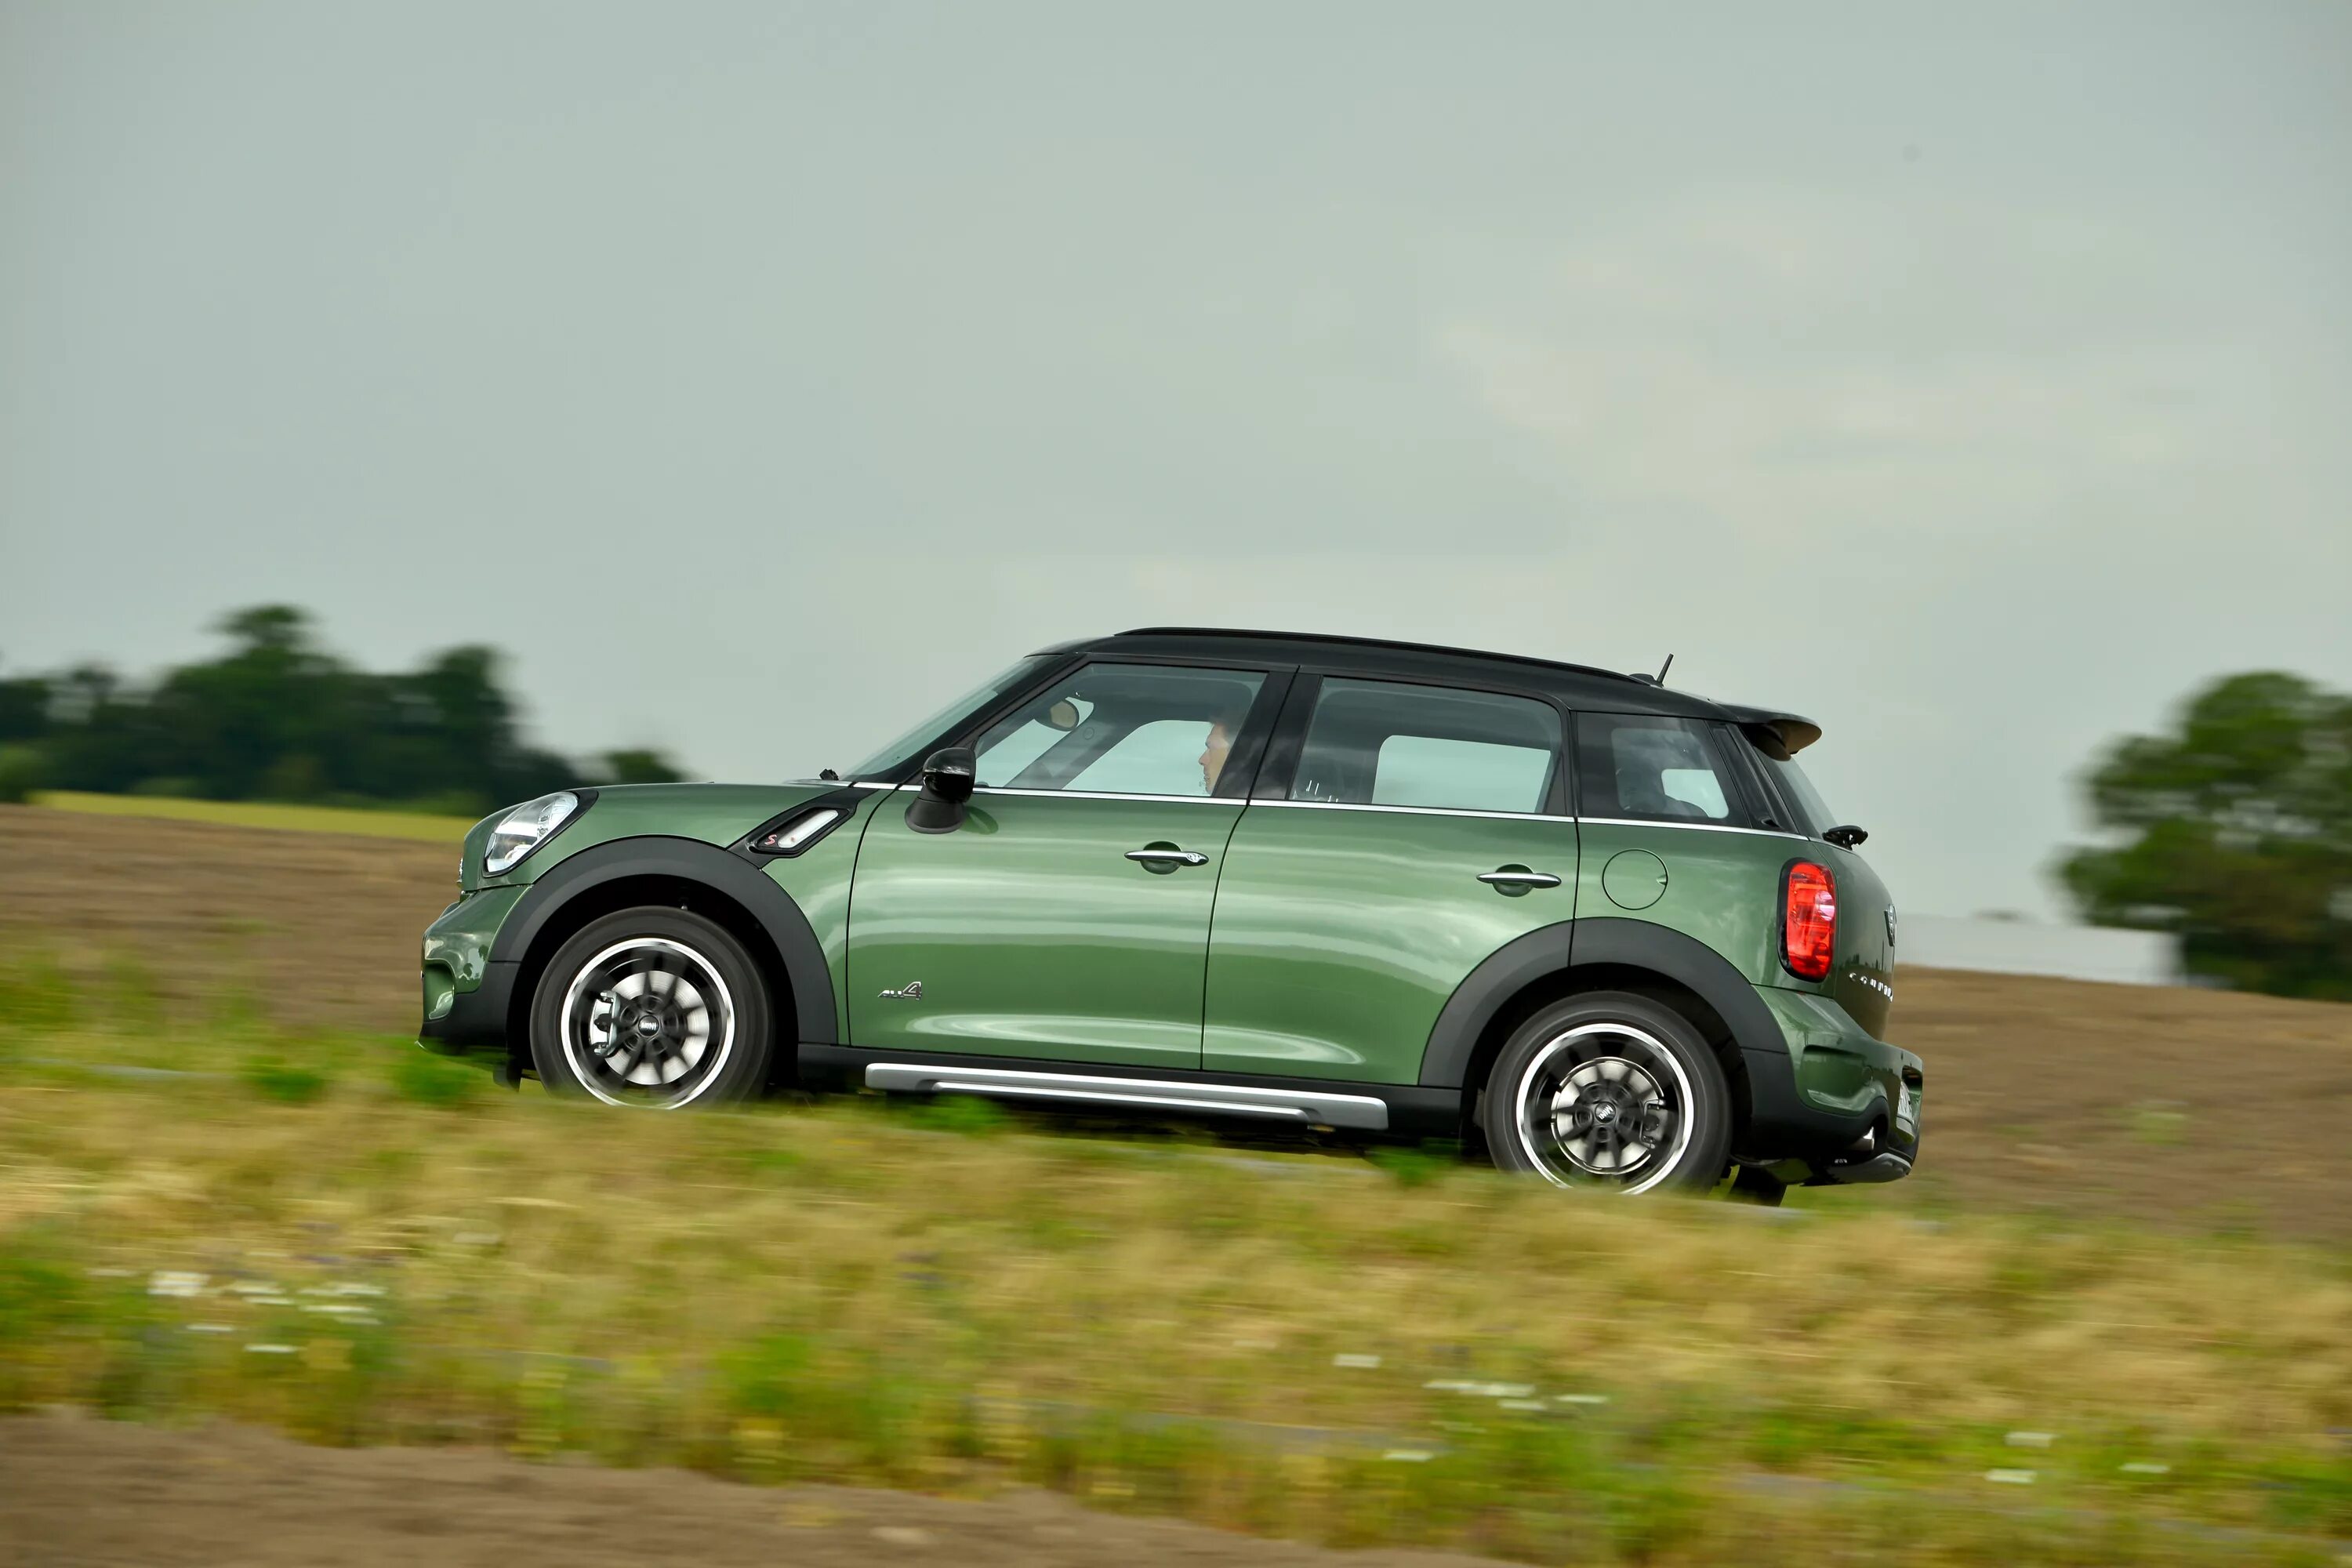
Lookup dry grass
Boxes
[2,1023,2348,1561]
[18,1073,2352,1449]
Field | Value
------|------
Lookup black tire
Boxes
[1480,991,1732,1195]
[528,906,773,1108]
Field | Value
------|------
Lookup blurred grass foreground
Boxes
[2,962,2348,1566]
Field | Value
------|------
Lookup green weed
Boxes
[0,944,78,1047]
[906,1091,1007,1136]
[2129,1100,2192,1146]
[241,1054,332,1105]
[387,1051,485,1109]
[1367,1141,1460,1187]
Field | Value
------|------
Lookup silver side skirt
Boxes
[862,1062,1390,1131]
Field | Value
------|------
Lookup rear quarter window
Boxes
[1575,713,1756,828]
[1757,751,1837,838]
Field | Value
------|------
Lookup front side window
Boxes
[971,663,1266,797]
[848,655,1056,779]
[1576,713,1755,827]
[1290,679,1562,813]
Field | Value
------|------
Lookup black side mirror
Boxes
[906,746,976,833]
[1823,824,1868,849]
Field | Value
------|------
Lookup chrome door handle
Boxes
[1478,869,1561,887]
[1127,848,1209,866]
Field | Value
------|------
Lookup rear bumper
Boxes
[1739,986,1923,1184]
[1813,1149,1913,1185]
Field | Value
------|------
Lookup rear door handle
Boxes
[1478,869,1561,887]
[1127,848,1209,867]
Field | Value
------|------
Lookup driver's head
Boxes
[1199,719,1236,793]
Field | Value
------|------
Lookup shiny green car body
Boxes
[421,628,1922,1192]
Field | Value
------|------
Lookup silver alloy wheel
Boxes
[1512,1021,1696,1194]
[557,937,736,1109]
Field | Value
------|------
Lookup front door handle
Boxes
[1478,868,1562,888]
[1127,848,1209,867]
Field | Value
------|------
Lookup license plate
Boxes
[1896,1085,1922,1138]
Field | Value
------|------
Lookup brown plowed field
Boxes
[4,802,2349,1240]
[0,803,456,1033]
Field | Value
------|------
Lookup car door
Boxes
[848,660,1287,1069]
[1203,674,1579,1083]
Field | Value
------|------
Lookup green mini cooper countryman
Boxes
[420,628,1921,1199]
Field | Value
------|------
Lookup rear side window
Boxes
[1576,713,1755,827]
[1291,679,1562,813]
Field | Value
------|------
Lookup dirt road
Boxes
[0,1414,1490,1568]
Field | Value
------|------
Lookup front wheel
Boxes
[529,907,773,1108]
[1481,992,1732,1195]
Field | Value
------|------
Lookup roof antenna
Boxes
[1653,654,1674,687]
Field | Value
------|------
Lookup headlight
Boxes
[485,791,582,875]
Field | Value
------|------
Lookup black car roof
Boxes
[1034,626,1759,726]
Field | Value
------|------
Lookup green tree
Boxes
[595,748,688,786]
[11,606,688,816]
[2061,672,2352,999]
[0,668,50,743]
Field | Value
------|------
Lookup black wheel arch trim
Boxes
[1417,916,1788,1091]
[487,835,837,1047]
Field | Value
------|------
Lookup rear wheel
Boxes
[1481,992,1731,1195]
[529,907,773,1107]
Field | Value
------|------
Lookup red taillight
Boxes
[1782,861,1838,981]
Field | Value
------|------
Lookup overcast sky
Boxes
[5,2,2348,918]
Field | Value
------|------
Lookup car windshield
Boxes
[846,655,1054,779]
[1760,752,1837,836]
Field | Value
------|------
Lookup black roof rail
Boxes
[1113,626,1649,688]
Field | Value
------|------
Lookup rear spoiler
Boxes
[1720,704,1823,760]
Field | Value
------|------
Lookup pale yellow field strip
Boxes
[32,792,473,844]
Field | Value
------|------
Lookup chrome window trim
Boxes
[1250,798,1577,825]
[976,786,1236,805]
[858,782,1239,805]
[1576,815,1811,841]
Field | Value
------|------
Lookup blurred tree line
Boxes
[2065,671,2352,1000]
[0,606,687,816]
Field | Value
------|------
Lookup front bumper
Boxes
[1739,986,1923,1184]
[418,888,523,1058]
